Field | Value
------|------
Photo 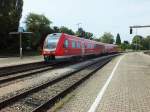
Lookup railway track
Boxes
[0,54,118,112]
[0,55,109,87]
[0,60,83,87]
[0,62,59,86]
[0,61,53,77]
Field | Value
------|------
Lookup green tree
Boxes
[100,32,114,44]
[76,28,94,39]
[0,0,23,49]
[76,27,85,37]
[52,26,60,33]
[143,36,150,50]
[93,38,101,42]
[59,26,75,35]
[132,35,144,50]
[116,33,121,45]
[121,41,131,50]
[25,13,52,49]
[85,32,93,39]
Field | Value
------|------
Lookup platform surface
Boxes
[95,52,150,112]
[58,52,150,112]
[0,55,43,68]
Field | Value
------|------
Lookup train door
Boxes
[81,42,85,57]
[63,39,70,55]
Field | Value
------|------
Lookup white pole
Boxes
[19,32,23,59]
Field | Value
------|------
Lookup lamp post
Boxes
[76,23,82,29]
[19,32,22,58]
[9,28,32,59]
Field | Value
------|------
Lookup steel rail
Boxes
[0,61,52,77]
[33,58,112,112]
[0,54,119,111]
[0,60,81,85]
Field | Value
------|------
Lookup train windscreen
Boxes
[44,34,60,50]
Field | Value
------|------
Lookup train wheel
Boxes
[51,55,55,60]
[44,56,50,62]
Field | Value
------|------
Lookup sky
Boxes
[20,0,150,42]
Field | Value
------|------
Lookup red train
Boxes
[42,33,118,62]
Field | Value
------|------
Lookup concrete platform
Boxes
[57,52,150,112]
[0,55,43,68]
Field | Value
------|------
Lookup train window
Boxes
[88,43,91,48]
[84,44,86,48]
[81,43,85,48]
[94,44,100,48]
[85,44,87,48]
[44,37,59,49]
[44,34,61,49]
[64,39,69,48]
[91,44,93,49]
[77,42,80,48]
[90,44,92,48]
[87,44,89,48]
[72,41,76,48]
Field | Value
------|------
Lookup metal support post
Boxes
[9,31,32,59]
[19,32,22,59]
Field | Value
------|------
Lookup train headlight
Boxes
[44,51,49,54]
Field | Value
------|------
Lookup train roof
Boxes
[62,33,105,45]
[48,33,118,47]
[47,33,62,37]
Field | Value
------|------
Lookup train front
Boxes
[42,33,61,62]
